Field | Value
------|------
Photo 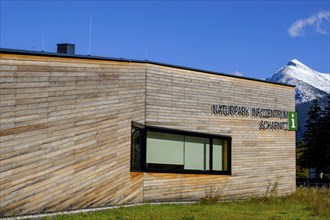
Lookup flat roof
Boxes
[0,48,295,88]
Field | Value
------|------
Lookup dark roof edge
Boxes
[0,48,295,88]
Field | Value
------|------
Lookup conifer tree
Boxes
[318,95,330,175]
[298,99,322,177]
[298,96,330,179]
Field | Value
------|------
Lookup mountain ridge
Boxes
[266,59,330,140]
[267,59,330,104]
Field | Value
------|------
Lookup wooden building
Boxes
[0,46,296,217]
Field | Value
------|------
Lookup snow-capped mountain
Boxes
[267,59,330,140]
[267,59,330,104]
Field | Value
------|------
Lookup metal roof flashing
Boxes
[0,48,295,88]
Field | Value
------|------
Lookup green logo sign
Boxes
[288,112,298,131]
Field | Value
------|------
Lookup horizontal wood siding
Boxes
[0,54,145,216]
[144,64,296,202]
[1,52,296,216]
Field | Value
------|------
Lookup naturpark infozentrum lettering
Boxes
[211,104,296,131]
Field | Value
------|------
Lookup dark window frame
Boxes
[131,121,231,175]
[130,122,146,172]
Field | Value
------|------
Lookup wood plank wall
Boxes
[144,64,296,202]
[0,54,145,216]
[0,52,296,216]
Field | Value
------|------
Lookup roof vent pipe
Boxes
[57,43,75,55]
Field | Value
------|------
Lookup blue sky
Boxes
[1,1,329,79]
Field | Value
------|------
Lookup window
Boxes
[130,122,144,172]
[184,136,209,171]
[131,122,231,175]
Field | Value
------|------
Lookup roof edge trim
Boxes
[0,48,295,88]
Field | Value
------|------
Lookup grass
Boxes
[43,187,329,220]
